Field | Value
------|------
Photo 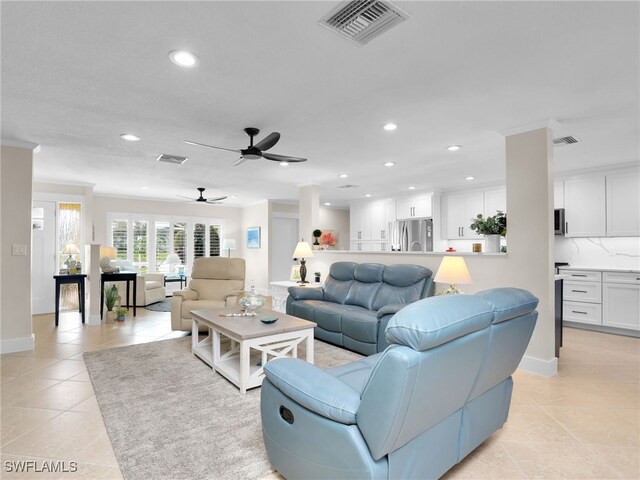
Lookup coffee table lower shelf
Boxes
[191,309,315,394]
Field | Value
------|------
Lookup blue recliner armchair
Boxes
[261,288,538,479]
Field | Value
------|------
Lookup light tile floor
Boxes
[1,309,638,479]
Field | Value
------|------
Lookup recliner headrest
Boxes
[474,288,539,324]
[191,257,245,280]
[354,263,385,283]
[329,262,357,281]
[383,264,432,287]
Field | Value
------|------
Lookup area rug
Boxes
[144,299,172,312]
[83,336,362,480]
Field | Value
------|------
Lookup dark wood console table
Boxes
[53,274,86,326]
[100,272,137,318]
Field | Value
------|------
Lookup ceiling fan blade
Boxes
[176,194,194,200]
[232,156,247,166]
[262,152,307,163]
[206,196,227,202]
[254,132,280,152]
[205,200,223,204]
[184,140,241,153]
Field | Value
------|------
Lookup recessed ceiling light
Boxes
[383,162,395,167]
[280,161,289,166]
[339,173,348,178]
[229,195,237,198]
[465,176,475,181]
[365,194,372,198]
[140,186,149,190]
[383,123,397,131]
[169,50,200,68]
[447,145,462,151]
[121,133,140,142]
[324,202,331,206]
[408,186,416,190]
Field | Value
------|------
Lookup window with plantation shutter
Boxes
[155,221,170,271]
[173,222,187,265]
[133,220,148,272]
[209,225,221,256]
[194,223,206,258]
[112,220,128,260]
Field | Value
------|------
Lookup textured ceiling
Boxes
[2,1,638,207]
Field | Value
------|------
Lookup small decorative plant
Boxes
[469,210,507,236]
[312,229,322,245]
[115,307,127,321]
[104,284,119,311]
[314,272,321,283]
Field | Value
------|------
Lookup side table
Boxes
[270,281,323,313]
[164,275,187,290]
[100,272,137,318]
[53,274,87,326]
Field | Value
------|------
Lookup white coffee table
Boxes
[191,307,316,394]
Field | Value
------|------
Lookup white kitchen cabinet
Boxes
[602,272,640,331]
[484,188,506,216]
[350,241,372,252]
[371,241,389,252]
[560,268,602,326]
[564,176,606,237]
[606,171,640,237]
[350,203,372,241]
[442,191,484,239]
[553,182,564,209]
[370,201,387,241]
[396,194,432,219]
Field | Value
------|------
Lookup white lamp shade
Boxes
[434,256,472,285]
[222,239,236,250]
[62,243,80,255]
[292,241,314,259]
[165,253,181,265]
[99,246,117,260]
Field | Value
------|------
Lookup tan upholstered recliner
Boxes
[171,257,246,331]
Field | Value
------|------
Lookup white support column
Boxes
[298,184,319,243]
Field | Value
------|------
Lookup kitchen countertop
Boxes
[557,266,640,273]
[314,250,507,257]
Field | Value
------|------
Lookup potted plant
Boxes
[314,272,321,283]
[104,284,119,323]
[115,307,127,322]
[312,229,322,247]
[469,210,507,253]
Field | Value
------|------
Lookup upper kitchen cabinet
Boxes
[606,171,640,236]
[564,176,606,237]
[553,182,564,209]
[350,203,372,241]
[370,201,387,241]
[484,188,506,216]
[396,194,432,219]
[442,191,484,239]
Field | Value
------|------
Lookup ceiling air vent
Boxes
[319,0,409,46]
[553,136,580,147]
[157,154,188,165]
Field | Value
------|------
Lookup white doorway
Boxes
[270,216,299,283]
[32,200,56,314]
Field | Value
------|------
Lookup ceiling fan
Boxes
[177,187,227,204]
[185,127,307,166]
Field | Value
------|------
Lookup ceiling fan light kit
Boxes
[185,127,308,166]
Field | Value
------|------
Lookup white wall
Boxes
[1,144,35,353]
[242,200,270,293]
[556,236,640,270]
[319,206,349,250]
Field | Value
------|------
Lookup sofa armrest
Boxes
[144,273,165,283]
[223,291,245,306]
[264,358,361,425]
[376,303,407,319]
[174,289,198,301]
[288,286,324,301]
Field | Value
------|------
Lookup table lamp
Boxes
[434,256,472,295]
[99,246,118,273]
[165,253,181,275]
[221,239,236,258]
[292,240,314,284]
[62,243,80,267]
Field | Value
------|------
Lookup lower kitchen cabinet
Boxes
[602,272,640,331]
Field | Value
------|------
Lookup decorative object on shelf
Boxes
[99,246,119,273]
[314,272,321,283]
[62,243,80,268]
[115,307,127,322]
[260,315,279,324]
[446,247,457,252]
[469,210,506,254]
[222,238,236,257]
[239,286,266,315]
[103,284,119,323]
[312,229,322,247]
[247,226,261,248]
[164,253,181,275]
[292,240,314,284]
[319,230,337,249]
[472,243,482,253]
[290,265,301,282]
[434,256,473,295]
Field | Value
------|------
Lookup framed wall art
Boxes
[247,226,261,248]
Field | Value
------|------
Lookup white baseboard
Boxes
[517,354,558,377]
[0,334,35,354]
[87,313,102,326]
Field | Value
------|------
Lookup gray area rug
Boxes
[84,336,362,480]
[144,299,172,312]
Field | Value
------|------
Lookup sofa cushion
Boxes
[372,265,432,311]
[342,310,380,344]
[313,302,362,333]
[386,295,493,351]
[323,262,357,304]
[145,280,163,290]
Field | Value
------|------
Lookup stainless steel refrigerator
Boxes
[398,218,433,252]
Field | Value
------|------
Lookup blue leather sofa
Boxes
[262,288,538,479]
[286,262,434,355]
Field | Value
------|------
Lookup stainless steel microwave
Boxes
[554,208,565,235]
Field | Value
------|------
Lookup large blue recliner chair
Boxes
[287,262,434,355]
[261,287,538,479]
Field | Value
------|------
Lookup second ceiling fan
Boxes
[185,127,307,166]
